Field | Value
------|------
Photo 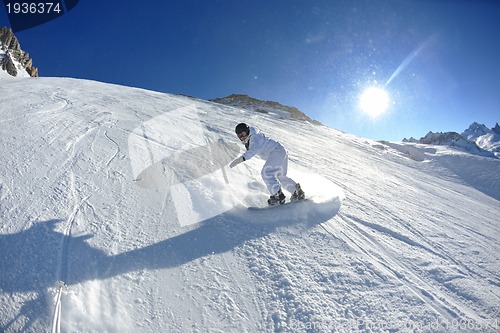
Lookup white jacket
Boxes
[242,127,284,161]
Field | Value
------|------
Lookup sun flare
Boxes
[359,87,390,117]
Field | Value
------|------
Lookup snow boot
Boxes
[268,189,286,205]
[290,183,305,201]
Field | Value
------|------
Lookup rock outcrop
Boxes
[210,94,321,125]
[0,26,38,77]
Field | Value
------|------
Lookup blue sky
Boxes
[2,0,499,140]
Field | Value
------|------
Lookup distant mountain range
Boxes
[403,122,500,158]
[0,26,38,78]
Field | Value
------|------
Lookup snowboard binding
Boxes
[290,183,305,201]
[268,189,286,205]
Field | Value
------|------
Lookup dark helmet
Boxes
[235,123,250,135]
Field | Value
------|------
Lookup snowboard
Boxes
[247,198,310,210]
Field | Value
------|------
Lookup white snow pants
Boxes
[261,146,297,195]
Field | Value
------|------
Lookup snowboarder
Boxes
[229,123,305,205]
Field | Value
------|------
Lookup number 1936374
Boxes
[6,2,62,14]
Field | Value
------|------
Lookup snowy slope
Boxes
[1,78,499,332]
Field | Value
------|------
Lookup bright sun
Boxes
[359,87,390,117]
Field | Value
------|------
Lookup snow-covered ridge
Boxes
[462,122,500,156]
[210,93,322,125]
[1,78,499,332]
[462,122,491,139]
[0,26,38,78]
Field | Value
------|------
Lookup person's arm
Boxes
[242,134,262,161]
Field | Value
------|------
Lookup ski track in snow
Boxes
[0,78,499,332]
[324,215,477,322]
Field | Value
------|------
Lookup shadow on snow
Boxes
[0,197,342,296]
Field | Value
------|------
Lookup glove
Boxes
[229,156,245,168]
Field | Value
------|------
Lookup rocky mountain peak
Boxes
[461,122,490,141]
[493,123,500,135]
[210,94,321,125]
[419,131,461,144]
[0,26,38,78]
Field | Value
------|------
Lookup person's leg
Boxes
[261,148,286,195]
[276,150,297,193]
